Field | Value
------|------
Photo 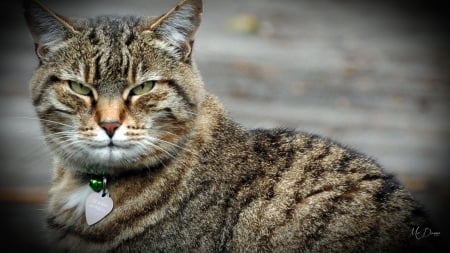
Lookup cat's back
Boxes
[223,128,431,252]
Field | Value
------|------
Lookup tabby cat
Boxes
[25,0,436,252]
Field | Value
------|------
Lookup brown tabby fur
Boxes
[25,0,436,252]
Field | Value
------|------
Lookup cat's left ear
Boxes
[143,0,202,63]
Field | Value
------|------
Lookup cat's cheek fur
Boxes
[110,126,129,144]
[48,89,75,113]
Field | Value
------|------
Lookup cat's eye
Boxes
[69,81,92,96]
[130,81,155,96]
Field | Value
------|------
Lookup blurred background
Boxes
[0,0,449,251]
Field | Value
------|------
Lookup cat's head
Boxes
[24,0,204,175]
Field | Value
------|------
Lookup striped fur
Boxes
[25,0,435,252]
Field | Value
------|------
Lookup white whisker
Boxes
[142,137,195,171]
[185,111,199,116]
[145,139,178,161]
[153,137,199,157]
[14,116,76,129]
[156,130,180,137]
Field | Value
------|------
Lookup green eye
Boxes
[69,81,92,96]
[130,81,155,96]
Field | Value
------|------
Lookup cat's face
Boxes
[25,0,204,174]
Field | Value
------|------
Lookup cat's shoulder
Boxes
[249,128,363,155]
[248,127,386,174]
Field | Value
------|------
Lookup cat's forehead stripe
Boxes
[81,17,139,85]
[70,18,177,87]
[136,62,162,84]
[82,45,132,86]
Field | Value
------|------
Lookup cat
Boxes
[24,0,437,252]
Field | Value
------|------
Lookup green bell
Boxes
[89,176,104,192]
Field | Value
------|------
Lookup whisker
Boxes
[14,116,76,129]
[153,137,199,157]
[56,142,86,162]
[134,141,168,168]
[142,138,196,172]
[45,131,78,138]
[145,140,178,162]
[185,110,199,116]
[137,128,199,158]
[155,130,180,137]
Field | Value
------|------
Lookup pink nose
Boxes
[99,121,121,138]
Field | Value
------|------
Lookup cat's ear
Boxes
[23,0,79,60]
[142,0,202,63]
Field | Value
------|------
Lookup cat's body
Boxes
[47,117,430,252]
[25,0,433,252]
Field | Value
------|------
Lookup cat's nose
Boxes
[99,121,121,138]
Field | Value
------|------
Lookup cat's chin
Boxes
[58,145,152,175]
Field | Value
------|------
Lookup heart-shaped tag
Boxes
[85,192,113,226]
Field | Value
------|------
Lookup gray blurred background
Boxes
[0,0,449,251]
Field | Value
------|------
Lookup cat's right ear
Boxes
[23,0,79,60]
[141,0,202,63]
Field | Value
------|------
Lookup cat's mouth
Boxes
[88,140,131,150]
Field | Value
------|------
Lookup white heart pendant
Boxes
[85,192,113,226]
